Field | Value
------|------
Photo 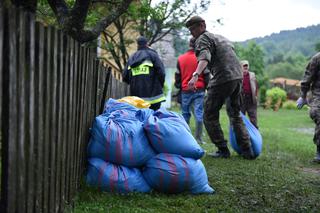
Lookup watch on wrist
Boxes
[192,72,199,77]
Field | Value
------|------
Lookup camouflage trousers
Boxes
[309,97,320,146]
[203,80,251,150]
[240,93,258,128]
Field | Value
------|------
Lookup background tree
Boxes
[101,15,135,71]
[7,0,210,71]
[235,41,268,103]
[265,52,307,80]
[100,0,210,71]
[235,41,266,85]
[173,28,189,57]
[250,24,320,62]
[6,0,134,43]
[135,0,210,46]
[315,41,320,52]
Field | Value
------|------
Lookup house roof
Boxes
[270,77,301,87]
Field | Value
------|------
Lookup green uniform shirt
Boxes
[195,31,243,87]
[300,52,320,98]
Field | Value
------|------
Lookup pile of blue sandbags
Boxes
[86,98,214,194]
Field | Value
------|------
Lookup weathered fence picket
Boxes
[26,11,36,213]
[0,6,129,213]
[0,8,3,152]
[6,7,18,213]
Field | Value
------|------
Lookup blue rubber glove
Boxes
[296,97,307,109]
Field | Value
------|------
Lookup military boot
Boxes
[208,146,231,158]
[195,121,206,144]
[312,145,320,163]
[242,146,256,160]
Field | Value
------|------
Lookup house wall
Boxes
[98,21,139,81]
[151,34,177,108]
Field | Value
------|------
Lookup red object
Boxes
[178,50,205,91]
[242,71,252,94]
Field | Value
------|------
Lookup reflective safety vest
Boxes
[128,61,166,104]
[123,47,166,105]
[141,93,166,104]
[129,61,153,76]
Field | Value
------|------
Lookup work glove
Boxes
[296,97,307,109]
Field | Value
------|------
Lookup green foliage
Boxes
[36,0,128,29]
[259,85,267,104]
[101,0,209,71]
[251,24,320,61]
[267,53,307,80]
[173,30,189,57]
[282,100,297,110]
[315,41,320,52]
[267,62,302,80]
[266,87,287,103]
[282,100,309,110]
[133,0,210,45]
[235,41,265,76]
[238,25,320,80]
[36,1,58,25]
[235,41,268,88]
[72,109,320,212]
[163,82,169,97]
[265,87,287,110]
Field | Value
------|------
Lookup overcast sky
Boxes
[201,0,320,42]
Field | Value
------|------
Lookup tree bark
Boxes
[47,0,133,43]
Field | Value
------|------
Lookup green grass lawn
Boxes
[71,108,320,213]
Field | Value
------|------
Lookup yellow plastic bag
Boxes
[118,96,151,108]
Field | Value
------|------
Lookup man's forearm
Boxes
[194,60,208,75]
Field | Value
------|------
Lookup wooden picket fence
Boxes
[0,7,129,213]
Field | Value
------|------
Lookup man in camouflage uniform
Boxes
[297,52,320,163]
[186,16,255,159]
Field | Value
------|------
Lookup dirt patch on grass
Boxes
[299,167,320,175]
[291,128,314,135]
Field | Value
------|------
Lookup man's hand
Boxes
[188,75,198,90]
[296,97,308,109]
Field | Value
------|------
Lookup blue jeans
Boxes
[181,91,205,124]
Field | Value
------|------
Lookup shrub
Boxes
[265,87,287,111]
[282,100,297,109]
[163,83,169,97]
[282,100,309,110]
[259,85,267,106]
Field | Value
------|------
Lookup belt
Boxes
[242,93,252,97]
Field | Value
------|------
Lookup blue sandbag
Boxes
[142,153,214,194]
[135,108,154,123]
[88,110,156,167]
[102,98,138,116]
[229,112,263,157]
[143,108,204,159]
[86,158,151,193]
[103,98,154,122]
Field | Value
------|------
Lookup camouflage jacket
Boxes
[194,31,242,87]
[300,52,320,98]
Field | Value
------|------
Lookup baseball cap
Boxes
[137,36,148,46]
[186,16,205,28]
[241,60,249,66]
